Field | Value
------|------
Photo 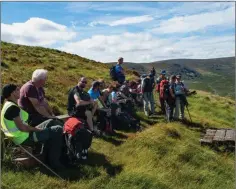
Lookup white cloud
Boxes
[89,15,154,27]
[152,6,234,34]
[1,17,77,46]
[58,32,235,63]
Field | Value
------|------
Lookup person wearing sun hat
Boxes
[1,84,65,170]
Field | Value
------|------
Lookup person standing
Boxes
[115,57,126,85]
[156,70,167,114]
[141,74,155,116]
[174,75,188,120]
[165,75,176,122]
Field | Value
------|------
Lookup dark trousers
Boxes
[22,119,64,168]
[117,77,125,85]
[165,99,175,122]
[159,96,165,113]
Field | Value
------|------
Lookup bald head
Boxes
[118,57,124,64]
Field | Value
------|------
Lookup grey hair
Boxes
[32,69,48,82]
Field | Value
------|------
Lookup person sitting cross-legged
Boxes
[1,84,64,170]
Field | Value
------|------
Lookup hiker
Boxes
[115,57,126,85]
[97,79,105,96]
[156,70,167,114]
[18,69,57,127]
[88,81,107,109]
[165,75,176,122]
[149,68,156,86]
[141,74,155,116]
[117,82,134,115]
[67,77,99,134]
[1,84,65,170]
[88,81,112,133]
[129,81,140,105]
[101,84,114,106]
[174,75,188,120]
[150,67,156,77]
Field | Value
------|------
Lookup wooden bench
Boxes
[200,128,235,150]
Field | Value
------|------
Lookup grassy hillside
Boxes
[1,42,137,114]
[111,57,235,99]
[1,42,235,189]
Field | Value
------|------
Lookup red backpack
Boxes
[64,117,84,136]
[159,79,169,99]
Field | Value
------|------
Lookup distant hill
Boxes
[108,57,235,98]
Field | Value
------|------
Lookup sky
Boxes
[1,2,235,63]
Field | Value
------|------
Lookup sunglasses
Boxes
[81,81,87,84]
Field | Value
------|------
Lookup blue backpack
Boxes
[110,66,117,81]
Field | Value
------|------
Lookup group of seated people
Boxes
[1,69,143,171]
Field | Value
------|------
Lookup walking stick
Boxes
[186,105,192,123]
[18,145,64,180]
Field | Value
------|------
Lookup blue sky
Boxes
[1,2,235,63]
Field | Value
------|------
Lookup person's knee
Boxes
[85,110,92,118]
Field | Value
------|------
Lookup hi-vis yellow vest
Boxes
[1,101,29,145]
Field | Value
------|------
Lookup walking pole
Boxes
[18,145,64,180]
[186,105,192,123]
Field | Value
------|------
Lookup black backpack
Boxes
[110,66,117,81]
[64,128,93,162]
[142,77,153,92]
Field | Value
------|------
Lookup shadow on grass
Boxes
[3,151,123,182]
[180,119,206,132]
[100,135,124,146]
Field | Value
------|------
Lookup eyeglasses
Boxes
[82,81,87,84]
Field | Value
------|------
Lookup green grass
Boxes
[1,42,235,189]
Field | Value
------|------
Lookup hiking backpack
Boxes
[142,77,153,92]
[110,66,117,81]
[160,80,170,100]
[113,112,141,132]
[64,117,93,162]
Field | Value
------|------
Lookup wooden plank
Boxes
[224,130,235,142]
[200,135,215,144]
[200,129,217,145]
[213,130,226,142]
[205,129,217,136]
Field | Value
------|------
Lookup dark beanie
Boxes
[1,84,17,104]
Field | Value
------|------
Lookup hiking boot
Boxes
[92,129,101,136]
